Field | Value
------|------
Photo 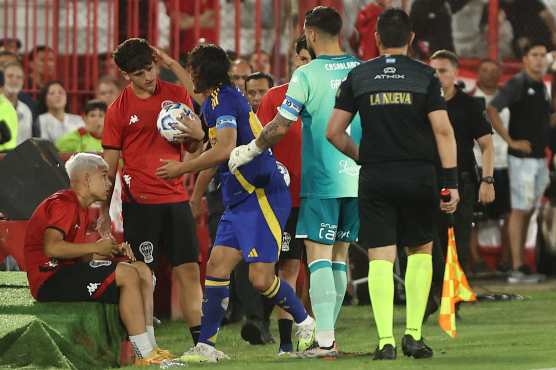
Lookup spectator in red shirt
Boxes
[99,38,204,348]
[24,153,172,366]
[352,0,393,61]
[27,45,57,90]
[255,34,314,354]
[171,0,218,54]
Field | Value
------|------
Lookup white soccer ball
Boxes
[276,161,290,187]
[156,102,194,142]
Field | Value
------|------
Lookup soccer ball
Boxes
[156,102,194,142]
[276,161,290,187]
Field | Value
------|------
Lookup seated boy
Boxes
[24,153,172,366]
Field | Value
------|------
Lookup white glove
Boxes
[228,139,263,173]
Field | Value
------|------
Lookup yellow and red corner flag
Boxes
[438,227,477,337]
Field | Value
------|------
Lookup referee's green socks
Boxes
[332,261,348,325]
[368,260,395,349]
[308,259,336,347]
[405,253,433,340]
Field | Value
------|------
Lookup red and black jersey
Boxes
[24,189,90,299]
[102,80,193,204]
[257,83,302,208]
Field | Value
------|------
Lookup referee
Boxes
[327,9,459,360]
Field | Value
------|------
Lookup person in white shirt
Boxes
[470,59,512,274]
[2,62,33,145]
[37,81,84,143]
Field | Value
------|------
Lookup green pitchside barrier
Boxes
[0,272,126,369]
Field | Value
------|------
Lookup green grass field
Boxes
[122,281,556,370]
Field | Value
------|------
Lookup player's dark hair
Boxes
[431,50,459,68]
[83,99,107,114]
[245,72,274,90]
[377,8,412,48]
[112,38,154,74]
[304,6,342,36]
[522,42,547,57]
[187,44,231,93]
[295,35,316,60]
[37,80,69,114]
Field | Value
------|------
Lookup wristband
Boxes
[441,167,458,189]
[247,139,263,156]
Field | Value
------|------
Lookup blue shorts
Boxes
[214,187,291,263]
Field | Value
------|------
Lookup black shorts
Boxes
[122,202,199,268]
[37,260,119,304]
[359,163,439,248]
[280,207,304,260]
[483,169,511,219]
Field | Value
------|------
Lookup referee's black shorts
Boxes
[359,162,439,248]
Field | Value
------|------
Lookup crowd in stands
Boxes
[1,2,555,289]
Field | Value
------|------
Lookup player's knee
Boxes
[133,261,153,284]
[249,270,274,292]
[174,262,201,283]
[116,263,141,286]
[279,260,300,280]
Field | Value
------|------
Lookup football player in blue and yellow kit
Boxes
[156,44,316,363]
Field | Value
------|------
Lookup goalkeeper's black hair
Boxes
[187,44,232,93]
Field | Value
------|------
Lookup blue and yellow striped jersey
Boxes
[202,84,280,207]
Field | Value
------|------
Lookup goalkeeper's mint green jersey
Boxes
[278,54,361,199]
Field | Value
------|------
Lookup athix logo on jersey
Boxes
[87,282,101,296]
[374,71,405,80]
[384,66,397,74]
[139,241,154,264]
[129,114,139,125]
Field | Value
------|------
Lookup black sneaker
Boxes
[373,344,396,360]
[401,335,433,359]
[260,319,275,344]
[241,320,265,345]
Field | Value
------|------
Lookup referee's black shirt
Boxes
[335,54,446,165]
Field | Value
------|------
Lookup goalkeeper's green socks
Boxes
[332,261,348,325]
[309,260,336,348]
[368,260,395,349]
[405,254,433,340]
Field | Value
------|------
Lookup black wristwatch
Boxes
[480,176,495,184]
